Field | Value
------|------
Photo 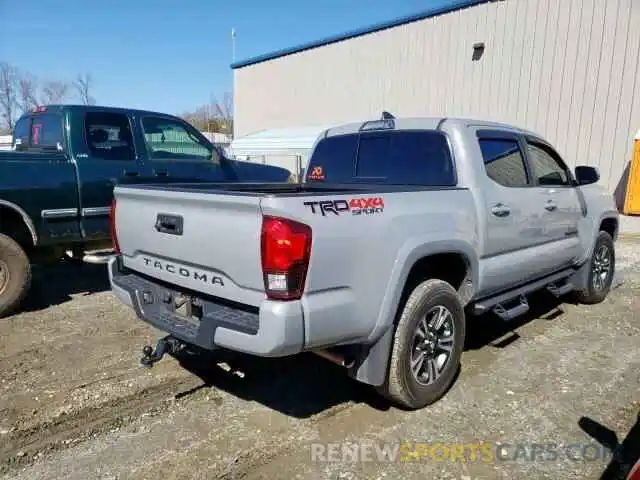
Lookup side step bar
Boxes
[472,268,576,320]
[66,248,116,265]
[493,295,529,321]
[82,251,116,265]
[546,279,574,298]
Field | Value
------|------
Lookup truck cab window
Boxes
[142,116,217,163]
[12,117,30,150]
[307,130,455,186]
[478,138,529,188]
[526,141,571,187]
[31,114,64,152]
[356,131,455,185]
[85,112,135,161]
[306,134,358,182]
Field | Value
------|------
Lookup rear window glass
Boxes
[306,134,358,182]
[30,114,64,150]
[306,130,455,186]
[12,117,30,148]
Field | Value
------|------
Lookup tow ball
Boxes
[140,336,183,368]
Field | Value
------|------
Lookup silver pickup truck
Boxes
[108,115,619,410]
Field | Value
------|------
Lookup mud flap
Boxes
[350,327,394,387]
[569,259,590,293]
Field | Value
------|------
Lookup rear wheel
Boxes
[573,231,615,305]
[0,233,32,319]
[380,279,465,410]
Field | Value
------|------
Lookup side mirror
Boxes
[575,166,599,186]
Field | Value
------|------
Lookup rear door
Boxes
[138,114,234,183]
[474,130,549,295]
[523,136,582,268]
[73,110,153,241]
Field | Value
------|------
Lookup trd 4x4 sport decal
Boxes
[303,197,384,216]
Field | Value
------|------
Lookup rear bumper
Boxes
[108,256,304,357]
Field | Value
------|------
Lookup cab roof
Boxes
[20,104,183,121]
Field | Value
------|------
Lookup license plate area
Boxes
[123,270,260,341]
[170,293,203,324]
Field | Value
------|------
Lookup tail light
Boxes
[261,216,312,300]
[628,459,640,480]
[109,199,120,254]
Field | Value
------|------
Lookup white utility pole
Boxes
[231,28,236,63]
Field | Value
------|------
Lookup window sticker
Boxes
[309,166,325,181]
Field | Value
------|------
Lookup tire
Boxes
[572,231,615,305]
[380,279,466,410]
[0,233,32,319]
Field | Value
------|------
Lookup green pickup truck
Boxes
[0,104,290,318]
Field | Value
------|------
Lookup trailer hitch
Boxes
[140,336,183,368]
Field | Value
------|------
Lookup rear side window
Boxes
[478,138,529,187]
[30,114,64,151]
[307,130,455,186]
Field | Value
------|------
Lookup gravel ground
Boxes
[0,239,638,480]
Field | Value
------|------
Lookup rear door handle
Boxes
[154,170,168,177]
[545,200,557,211]
[124,170,139,177]
[491,203,511,217]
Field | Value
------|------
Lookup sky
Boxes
[0,0,452,116]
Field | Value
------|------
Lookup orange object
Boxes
[623,129,640,215]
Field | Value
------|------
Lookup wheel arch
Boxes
[352,239,476,387]
[375,239,477,336]
[0,200,38,247]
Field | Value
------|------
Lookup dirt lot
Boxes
[0,240,639,480]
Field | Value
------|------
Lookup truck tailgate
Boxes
[113,185,265,307]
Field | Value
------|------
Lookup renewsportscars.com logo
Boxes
[303,197,385,216]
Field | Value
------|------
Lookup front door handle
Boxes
[124,170,139,177]
[154,170,168,177]
[545,200,557,211]
[491,203,511,217]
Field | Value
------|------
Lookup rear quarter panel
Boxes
[0,151,79,244]
[261,188,478,348]
[576,183,619,262]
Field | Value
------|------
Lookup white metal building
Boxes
[231,0,640,205]
[230,124,336,178]
[0,135,11,150]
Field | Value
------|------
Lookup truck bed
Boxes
[112,181,475,314]
[111,177,477,358]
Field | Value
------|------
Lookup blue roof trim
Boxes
[230,0,493,69]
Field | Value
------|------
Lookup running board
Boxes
[472,268,575,316]
[65,248,116,265]
[546,280,574,298]
[493,295,529,321]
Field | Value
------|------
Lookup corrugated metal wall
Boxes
[233,0,640,197]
